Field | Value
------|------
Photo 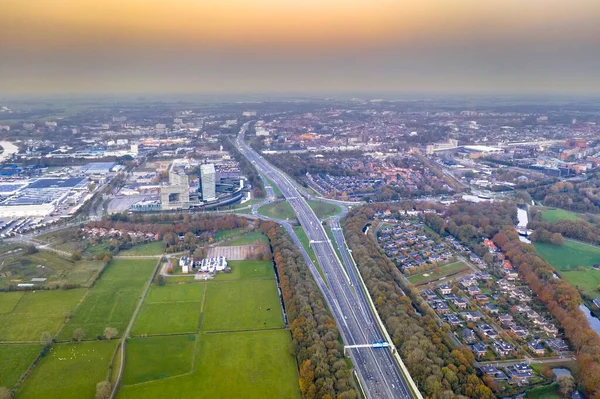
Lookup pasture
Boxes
[213,260,273,281]
[0,249,104,289]
[202,279,284,331]
[118,241,165,256]
[221,231,268,246]
[17,341,117,399]
[540,208,582,223]
[59,259,157,341]
[0,344,41,388]
[133,301,201,335]
[117,330,300,399]
[0,289,85,341]
[122,335,196,385]
[534,240,600,270]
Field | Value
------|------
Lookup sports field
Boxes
[0,289,85,341]
[59,258,157,341]
[117,259,300,399]
[540,208,582,223]
[257,201,295,220]
[0,344,41,388]
[118,241,165,256]
[17,341,117,399]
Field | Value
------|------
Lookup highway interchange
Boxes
[236,123,418,399]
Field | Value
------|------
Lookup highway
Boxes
[236,122,418,399]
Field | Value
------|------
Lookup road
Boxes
[237,122,418,399]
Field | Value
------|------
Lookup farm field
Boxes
[0,249,104,289]
[213,260,273,281]
[222,231,268,246]
[407,261,470,285]
[17,340,117,399]
[118,241,165,256]
[534,240,600,270]
[202,279,284,331]
[59,258,157,341]
[0,344,41,388]
[117,259,299,399]
[0,289,85,341]
[133,301,201,335]
[122,335,196,385]
[257,201,295,220]
[307,200,342,219]
[540,208,582,223]
[118,330,300,399]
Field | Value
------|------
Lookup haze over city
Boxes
[1,0,599,95]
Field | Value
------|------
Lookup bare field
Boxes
[207,245,267,260]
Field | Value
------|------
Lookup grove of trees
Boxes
[257,220,356,399]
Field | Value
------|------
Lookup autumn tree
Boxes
[558,375,575,398]
[103,327,118,340]
[72,328,85,342]
[95,381,111,399]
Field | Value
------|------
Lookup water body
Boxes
[579,304,600,335]
[517,207,528,229]
[0,140,18,162]
[552,368,572,378]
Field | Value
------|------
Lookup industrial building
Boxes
[160,167,190,210]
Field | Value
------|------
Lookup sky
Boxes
[1,0,599,96]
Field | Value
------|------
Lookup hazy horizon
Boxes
[1,0,599,95]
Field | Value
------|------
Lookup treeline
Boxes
[529,216,600,245]
[220,135,265,198]
[257,220,357,399]
[492,230,600,398]
[528,175,600,214]
[343,204,494,398]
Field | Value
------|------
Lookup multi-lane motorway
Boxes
[236,123,418,399]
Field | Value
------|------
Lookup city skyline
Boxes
[1,0,599,95]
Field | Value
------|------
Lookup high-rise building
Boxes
[160,169,190,210]
[200,164,216,202]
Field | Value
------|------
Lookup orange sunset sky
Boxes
[1,0,599,95]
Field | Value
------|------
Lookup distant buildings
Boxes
[200,163,216,202]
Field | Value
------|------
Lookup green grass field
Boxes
[222,231,269,246]
[17,341,117,399]
[213,260,273,281]
[59,259,157,341]
[202,280,284,331]
[0,344,41,388]
[258,201,296,220]
[144,283,204,302]
[534,240,600,270]
[407,261,469,285]
[133,301,201,335]
[307,200,342,219]
[540,208,582,223]
[119,241,165,256]
[0,249,104,289]
[525,384,561,399]
[0,291,24,313]
[0,289,85,341]
[214,228,247,241]
[122,335,196,385]
[118,330,300,399]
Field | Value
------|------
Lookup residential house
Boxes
[479,365,508,381]
[462,328,477,343]
[474,294,489,304]
[471,342,488,358]
[506,363,535,384]
[438,283,452,295]
[547,338,569,352]
[492,340,515,357]
[467,286,482,296]
[528,339,546,356]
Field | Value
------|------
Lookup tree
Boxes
[0,387,12,399]
[103,327,118,340]
[558,375,575,398]
[40,331,53,346]
[157,274,166,286]
[71,250,82,261]
[550,232,565,246]
[72,328,85,342]
[95,381,111,399]
[25,245,38,255]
